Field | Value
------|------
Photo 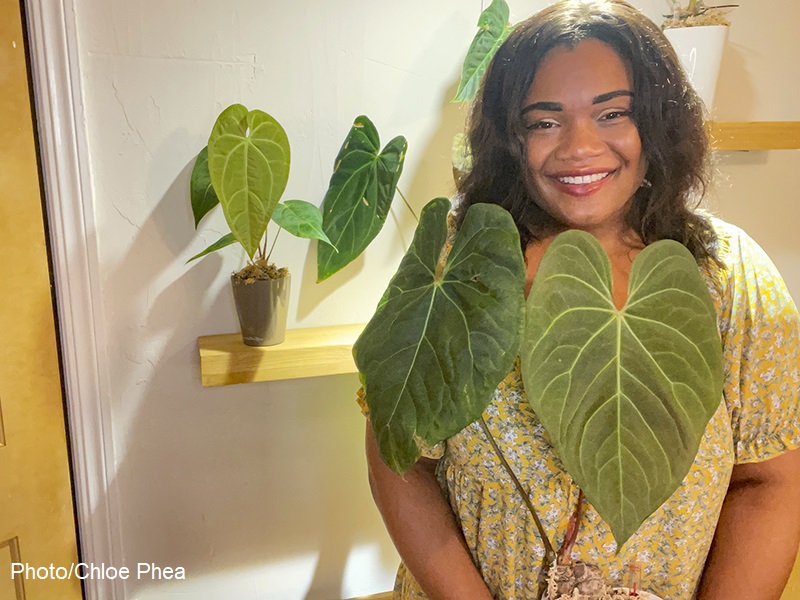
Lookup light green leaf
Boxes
[207,104,291,259]
[190,146,219,228]
[354,198,526,474]
[186,232,237,263]
[317,115,407,282]
[520,230,723,547]
[453,0,513,103]
[272,200,336,250]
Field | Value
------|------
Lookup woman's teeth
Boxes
[556,172,611,184]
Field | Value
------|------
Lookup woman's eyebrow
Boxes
[592,90,634,104]
[521,90,634,115]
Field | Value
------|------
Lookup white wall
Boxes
[68,1,799,599]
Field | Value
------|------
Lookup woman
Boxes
[364,1,800,598]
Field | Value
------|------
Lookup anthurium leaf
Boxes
[190,146,219,228]
[520,230,723,548]
[272,200,336,250]
[317,115,407,281]
[453,0,513,102]
[207,104,291,259]
[186,232,237,263]
[354,198,526,474]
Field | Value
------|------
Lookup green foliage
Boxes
[354,198,526,474]
[186,233,237,263]
[189,104,336,265]
[453,0,514,102]
[317,116,407,282]
[520,230,723,547]
[272,200,336,250]
[189,146,219,228]
[207,104,291,259]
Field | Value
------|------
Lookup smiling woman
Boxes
[362,1,800,599]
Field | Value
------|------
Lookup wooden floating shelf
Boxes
[708,121,800,151]
[198,323,364,387]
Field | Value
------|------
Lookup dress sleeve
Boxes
[718,226,800,464]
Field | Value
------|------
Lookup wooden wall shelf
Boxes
[708,121,800,151]
[198,324,364,387]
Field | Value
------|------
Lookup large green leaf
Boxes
[207,104,290,259]
[272,200,336,250]
[520,230,723,547]
[354,198,526,474]
[317,116,407,281]
[453,0,514,102]
[190,146,219,228]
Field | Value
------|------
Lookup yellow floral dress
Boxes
[360,218,800,600]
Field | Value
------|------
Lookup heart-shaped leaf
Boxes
[354,198,526,474]
[207,104,290,259]
[186,232,237,263]
[272,200,336,250]
[317,116,407,281]
[190,146,220,228]
[453,0,514,102]
[520,230,723,547]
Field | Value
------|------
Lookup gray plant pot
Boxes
[231,273,290,346]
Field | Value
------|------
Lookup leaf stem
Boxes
[396,188,418,223]
[556,490,584,566]
[478,417,556,568]
[265,227,282,264]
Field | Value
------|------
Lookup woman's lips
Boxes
[549,169,617,197]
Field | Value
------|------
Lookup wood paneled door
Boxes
[0,0,82,598]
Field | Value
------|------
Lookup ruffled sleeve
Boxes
[714,221,800,463]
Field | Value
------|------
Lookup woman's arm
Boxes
[696,447,800,600]
[365,421,493,600]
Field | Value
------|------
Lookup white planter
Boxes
[663,25,729,113]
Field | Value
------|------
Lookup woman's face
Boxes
[522,39,647,239]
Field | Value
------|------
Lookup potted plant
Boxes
[661,1,738,111]
[354,199,723,599]
[188,103,336,346]
[189,106,409,345]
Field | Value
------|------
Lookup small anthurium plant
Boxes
[354,199,724,599]
[662,0,738,28]
[189,103,335,278]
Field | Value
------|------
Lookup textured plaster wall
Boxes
[69,1,798,599]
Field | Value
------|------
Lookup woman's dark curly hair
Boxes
[456,0,718,263]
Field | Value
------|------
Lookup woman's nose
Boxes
[556,119,605,161]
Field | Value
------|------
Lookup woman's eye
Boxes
[600,110,632,121]
[527,120,558,131]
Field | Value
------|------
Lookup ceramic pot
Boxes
[231,273,290,346]
[663,24,729,113]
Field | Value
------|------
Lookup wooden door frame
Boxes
[23,1,122,598]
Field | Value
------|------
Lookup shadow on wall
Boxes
[95,134,396,600]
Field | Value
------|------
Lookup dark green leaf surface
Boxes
[272,200,336,249]
[186,232,237,263]
[453,0,513,102]
[207,104,290,259]
[189,146,219,228]
[317,116,407,281]
[520,230,723,547]
[354,198,525,473]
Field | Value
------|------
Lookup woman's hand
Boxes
[696,447,800,599]
[365,421,494,600]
